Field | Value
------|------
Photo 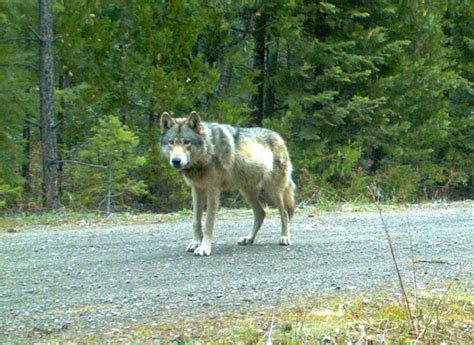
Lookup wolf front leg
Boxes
[194,188,220,256]
[187,187,205,252]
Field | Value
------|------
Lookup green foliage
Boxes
[374,165,421,202]
[139,151,191,212]
[0,0,38,211]
[271,0,473,202]
[0,0,473,213]
[68,116,146,212]
[0,178,22,211]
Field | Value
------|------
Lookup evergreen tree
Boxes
[0,0,38,210]
[443,0,474,198]
[68,116,146,213]
[38,0,60,210]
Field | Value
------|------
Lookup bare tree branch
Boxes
[0,88,34,93]
[25,118,42,128]
[230,25,256,34]
[266,308,275,345]
[406,217,419,319]
[0,62,38,70]
[0,37,37,43]
[52,120,63,129]
[28,25,42,41]
[58,160,107,169]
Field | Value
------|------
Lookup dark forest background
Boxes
[0,0,473,214]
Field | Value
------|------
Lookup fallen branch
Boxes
[267,309,275,345]
[413,260,452,265]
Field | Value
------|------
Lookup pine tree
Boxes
[443,0,474,198]
[38,0,60,209]
[68,116,146,213]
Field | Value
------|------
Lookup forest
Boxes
[0,0,473,214]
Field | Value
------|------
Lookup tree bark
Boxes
[265,39,279,118]
[21,115,31,197]
[57,71,69,195]
[106,168,113,216]
[39,0,59,210]
[251,11,268,126]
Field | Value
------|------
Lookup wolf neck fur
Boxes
[182,162,207,178]
[181,148,227,181]
[181,148,215,178]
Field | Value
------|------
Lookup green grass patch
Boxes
[37,289,473,344]
[0,210,185,230]
[1,200,472,231]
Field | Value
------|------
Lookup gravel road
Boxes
[1,204,473,341]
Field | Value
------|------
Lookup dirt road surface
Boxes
[1,204,472,341]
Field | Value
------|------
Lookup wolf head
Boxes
[159,111,207,170]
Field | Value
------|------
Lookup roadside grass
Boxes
[0,211,183,230]
[43,289,473,343]
[1,200,472,230]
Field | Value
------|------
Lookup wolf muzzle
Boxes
[171,157,182,168]
[169,154,189,169]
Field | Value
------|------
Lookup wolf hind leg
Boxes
[266,187,291,246]
[238,189,265,245]
[283,180,296,220]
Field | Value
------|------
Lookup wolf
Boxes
[159,111,295,256]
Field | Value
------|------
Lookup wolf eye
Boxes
[183,140,191,145]
[168,139,175,145]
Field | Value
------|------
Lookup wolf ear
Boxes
[160,112,175,132]
[187,111,202,132]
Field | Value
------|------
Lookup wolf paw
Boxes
[186,240,200,252]
[279,236,291,246]
[193,244,211,256]
[237,236,254,245]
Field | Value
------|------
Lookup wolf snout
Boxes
[171,157,182,168]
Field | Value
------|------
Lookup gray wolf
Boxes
[159,111,295,256]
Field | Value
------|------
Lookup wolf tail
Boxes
[283,180,296,220]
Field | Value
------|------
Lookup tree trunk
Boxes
[57,71,69,195]
[106,168,113,216]
[251,11,268,126]
[21,116,31,197]
[265,39,279,118]
[39,0,59,210]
